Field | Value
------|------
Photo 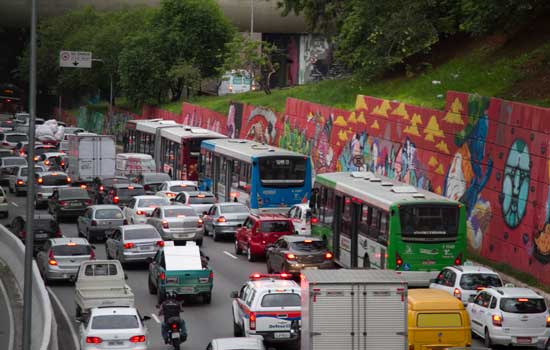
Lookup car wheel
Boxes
[8,184,13,193]
[484,327,493,349]
[233,320,242,337]
[148,275,157,295]
[213,230,220,242]
[247,246,255,262]
[157,289,166,304]
[75,305,82,319]
[196,239,203,247]
[105,246,111,259]
[203,292,212,304]
[266,260,273,273]
[234,240,242,255]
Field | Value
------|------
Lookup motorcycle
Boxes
[165,315,187,350]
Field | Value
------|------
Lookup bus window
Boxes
[340,197,352,238]
[358,205,369,237]
[321,188,334,225]
[379,212,389,243]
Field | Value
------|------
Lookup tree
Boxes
[219,35,280,94]
[166,60,201,101]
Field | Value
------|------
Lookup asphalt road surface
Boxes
[0,276,14,350]
[0,187,534,350]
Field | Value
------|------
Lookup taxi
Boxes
[230,273,301,345]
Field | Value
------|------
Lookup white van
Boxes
[218,70,255,96]
[115,153,156,180]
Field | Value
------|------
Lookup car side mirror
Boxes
[230,291,238,298]
[467,295,475,303]
[142,315,151,322]
[169,197,175,202]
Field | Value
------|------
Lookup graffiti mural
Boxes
[502,139,531,228]
[181,103,228,135]
[240,106,279,144]
[299,34,331,84]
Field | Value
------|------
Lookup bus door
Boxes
[224,160,233,202]
[350,201,361,268]
[333,195,342,261]
[213,155,220,196]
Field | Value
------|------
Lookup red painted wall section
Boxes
[142,105,181,122]
[181,102,228,135]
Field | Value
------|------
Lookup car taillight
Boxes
[396,252,403,269]
[156,240,164,247]
[2,142,9,146]
[59,200,68,207]
[129,335,145,343]
[113,196,119,204]
[159,272,165,280]
[85,199,92,205]
[324,252,333,260]
[285,253,296,261]
[16,180,24,185]
[311,217,319,224]
[197,218,203,227]
[492,314,503,327]
[170,322,178,330]
[91,220,97,226]
[546,315,550,327]
[124,242,135,249]
[99,185,104,192]
[453,288,462,299]
[209,271,214,279]
[217,216,226,223]
[166,192,176,198]
[48,250,57,266]
[136,210,145,216]
[162,220,169,229]
[66,177,71,183]
[90,248,96,260]
[249,312,256,330]
[37,178,43,184]
[44,160,50,165]
[454,253,463,266]
[86,336,102,344]
[55,230,63,238]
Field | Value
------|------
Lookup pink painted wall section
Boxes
[181,102,228,135]
[141,105,181,122]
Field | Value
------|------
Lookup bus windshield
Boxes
[399,205,459,242]
[259,156,306,187]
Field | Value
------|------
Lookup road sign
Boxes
[59,50,92,68]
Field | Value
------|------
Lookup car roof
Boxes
[98,175,129,181]
[121,224,155,231]
[408,289,464,310]
[282,235,322,243]
[41,152,64,157]
[291,203,310,210]
[33,213,54,220]
[185,191,215,196]
[159,205,194,210]
[2,156,24,160]
[49,237,89,246]
[250,278,300,290]
[134,195,166,200]
[113,183,143,189]
[37,171,68,176]
[449,265,498,274]
[251,214,289,220]
[212,337,263,349]
[164,180,197,186]
[218,202,248,208]
[90,205,122,210]
[488,287,543,298]
[58,187,86,192]
[90,306,138,316]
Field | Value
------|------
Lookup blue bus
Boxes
[199,139,312,213]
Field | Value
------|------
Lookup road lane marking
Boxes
[224,251,238,260]
[47,287,79,349]
[151,313,161,324]
[0,278,14,350]
[10,202,18,207]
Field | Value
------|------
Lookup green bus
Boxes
[311,171,467,275]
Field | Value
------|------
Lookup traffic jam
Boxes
[1,114,549,350]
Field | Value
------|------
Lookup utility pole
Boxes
[23,0,38,347]
[250,0,254,38]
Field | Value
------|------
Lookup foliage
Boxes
[219,35,280,94]
[166,60,202,101]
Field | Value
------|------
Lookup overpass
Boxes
[0,0,306,33]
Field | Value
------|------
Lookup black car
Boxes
[105,183,145,207]
[10,214,62,253]
[91,176,131,204]
[48,187,92,220]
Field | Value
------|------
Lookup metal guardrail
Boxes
[0,224,54,350]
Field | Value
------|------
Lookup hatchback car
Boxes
[34,171,71,208]
[203,203,250,241]
[155,180,198,200]
[77,205,125,242]
[105,183,145,207]
[48,187,92,220]
[266,235,334,274]
[235,214,295,262]
[147,205,204,245]
[136,172,171,195]
[36,238,95,283]
[123,196,170,224]
[174,191,217,216]
[35,151,65,169]
[0,132,28,149]
[430,264,504,304]
[0,156,27,184]
[8,165,46,195]
[467,287,550,348]
[91,175,131,204]
[287,203,317,235]
[10,214,62,253]
[105,224,164,263]
[79,306,150,350]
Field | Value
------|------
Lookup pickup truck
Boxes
[74,260,134,318]
[147,241,213,304]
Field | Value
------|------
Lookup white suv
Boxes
[429,264,503,304]
[467,287,550,349]
[230,273,301,345]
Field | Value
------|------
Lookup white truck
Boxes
[300,269,408,350]
[67,134,116,184]
[74,260,134,318]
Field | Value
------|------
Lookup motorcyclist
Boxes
[158,298,188,344]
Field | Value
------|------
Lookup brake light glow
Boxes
[304,239,312,243]
[66,177,71,183]
[311,217,319,224]
[249,273,291,280]
[492,314,503,327]
[156,240,165,247]
[217,216,226,223]
[166,192,176,198]
[197,218,203,227]
[162,220,169,229]
[113,196,119,204]
[85,336,102,344]
[90,248,96,260]
[37,178,43,184]
[136,210,145,216]
[324,252,333,259]
[124,242,135,249]
[16,180,24,185]
[59,200,68,207]
[517,298,529,302]
[159,272,165,280]
[44,160,50,166]
[209,271,214,279]
[80,184,87,189]
[395,252,403,269]
[67,242,76,246]
[129,335,145,343]
[546,315,550,327]
[48,250,57,266]
[285,253,296,260]
[170,323,178,330]
[279,273,290,278]
[99,185,104,191]
[453,288,462,299]
[249,312,256,330]
[197,194,206,198]
[128,186,134,190]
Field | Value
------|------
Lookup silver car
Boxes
[203,203,250,241]
[173,191,217,216]
[147,205,204,246]
[8,165,46,195]
[36,238,95,283]
[34,171,71,208]
[105,224,163,263]
[0,156,27,185]
[77,205,125,242]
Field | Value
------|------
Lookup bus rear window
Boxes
[417,313,462,327]
[259,156,306,187]
[399,205,459,242]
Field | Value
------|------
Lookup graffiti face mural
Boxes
[502,139,530,228]
[241,107,278,144]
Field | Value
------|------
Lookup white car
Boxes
[79,306,150,350]
[206,337,268,350]
[123,195,170,224]
[0,186,7,217]
[467,287,550,348]
[35,152,66,169]
[287,203,316,235]
[155,180,198,200]
[429,264,504,304]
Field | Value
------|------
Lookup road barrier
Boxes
[0,225,55,350]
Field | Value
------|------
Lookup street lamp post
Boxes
[250,0,254,38]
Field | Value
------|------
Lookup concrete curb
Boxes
[0,275,15,350]
[47,288,79,350]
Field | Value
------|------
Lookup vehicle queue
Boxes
[0,114,548,350]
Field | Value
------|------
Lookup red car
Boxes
[234,214,295,262]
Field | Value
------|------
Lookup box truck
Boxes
[301,269,408,350]
[68,134,116,183]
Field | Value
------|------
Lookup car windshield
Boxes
[189,195,216,204]
[117,187,145,197]
[170,185,198,192]
[33,219,56,233]
[91,315,139,330]
[459,273,502,290]
[39,174,68,186]
[500,298,547,314]
[6,134,27,142]
[261,293,301,307]
[124,228,159,240]
[221,204,249,214]
[137,198,169,207]
[291,240,326,251]
[21,167,43,176]
[52,244,91,256]
[95,209,123,219]
[59,189,88,200]
[4,158,26,166]
[164,208,196,217]
[261,221,291,233]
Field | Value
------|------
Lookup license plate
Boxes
[179,287,194,293]
[304,266,318,270]
[69,202,81,207]
[108,340,124,346]
[35,233,48,238]
[517,337,532,344]
[274,332,291,339]
[171,332,180,339]
[139,246,153,251]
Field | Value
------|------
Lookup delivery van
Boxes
[115,153,156,180]
[408,289,471,350]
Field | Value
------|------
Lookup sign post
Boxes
[59,50,92,68]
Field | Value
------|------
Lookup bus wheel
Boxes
[363,255,371,269]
